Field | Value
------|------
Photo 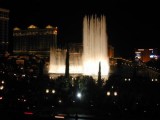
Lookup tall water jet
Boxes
[49,14,109,80]
[83,15,110,80]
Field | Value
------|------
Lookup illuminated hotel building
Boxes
[13,25,57,57]
[135,48,159,62]
[0,8,9,54]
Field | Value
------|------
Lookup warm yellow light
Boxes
[0,86,4,90]
[53,30,57,35]
[45,89,49,93]
[13,27,21,30]
[107,91,110,96]
[46,25,53,29]
[28,25,37,29]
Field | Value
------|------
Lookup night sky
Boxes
[1,0,160,59]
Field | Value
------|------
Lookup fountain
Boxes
[82,15,109,79]
[49,45,83,78]
[49,14,109,80]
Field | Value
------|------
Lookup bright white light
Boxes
[49,49,83,74]
[77,92,82,99]
[49,15,110,80]
[22,74,25,77]
[83,15,109,80]
[83,60,109,79]
[114,91,118,96]
[150,55,154,58]
[58,100,62,103]
[1,81,4,84]
[45,89,49,93]
[0,86,4,90]
[107,91,110,96]
[52,89,55,94]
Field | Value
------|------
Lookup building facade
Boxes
[13,25,57,57]
[108,45,114,58]
[0,8,9,54]
[135,48,159,62]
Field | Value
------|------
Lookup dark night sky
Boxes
[1,0,160,59]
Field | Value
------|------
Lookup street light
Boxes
[52,89,56,94]
[107,91,111,96]
[114,91,118,96]
[45,89,49,93]
[77,92,82,99]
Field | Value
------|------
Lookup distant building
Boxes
[135,48,159,62]
[108,45,114,58]
[13,25,57,57]
[0,8,9,54]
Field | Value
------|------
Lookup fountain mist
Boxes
[49,14,109,80]
[83,15,109,79]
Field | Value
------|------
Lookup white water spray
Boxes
[82,15,109,79]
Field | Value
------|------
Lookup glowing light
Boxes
[46,25,53,29]
[49,48,83,75]
[0,96,2,100]
[45,89,49,93]
[1,81,4,84]
[52,89,55,94]
[83,15,109,80]
[114,91,118,96]
[24,112,33,115]
[28,25,37,29]
[107,91,110,96]
[0,86,4,90]
[150,55,154,58]
[55,115,65,119]
[49,15,109,80]
[77,92,82,99]
[13,27,21,30]
[58,99,62,103]
[53,30,57,35]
